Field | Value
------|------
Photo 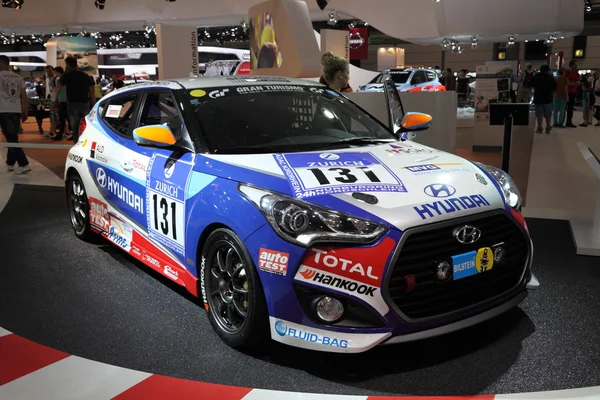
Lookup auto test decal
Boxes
[294,237,396,315]
[274,151,407,199]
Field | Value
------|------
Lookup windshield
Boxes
[388,71,410,84]
[188,85,396,154]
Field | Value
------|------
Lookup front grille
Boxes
[387,211,529,322]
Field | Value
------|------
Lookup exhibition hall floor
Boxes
[1,120,600,398]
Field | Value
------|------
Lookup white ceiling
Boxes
[0,0,585,44]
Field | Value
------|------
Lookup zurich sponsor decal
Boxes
[90,161,146,227]
[274,151,407,198]
[274,320,349,348]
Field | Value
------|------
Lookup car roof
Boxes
[383,68,434,73]
[101,76,324,100]
[171,76,322,89]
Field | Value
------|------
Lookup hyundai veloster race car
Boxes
[65,76,537,353]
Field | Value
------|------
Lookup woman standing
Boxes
[320,52,352,92]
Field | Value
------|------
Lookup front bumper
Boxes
[248,209,533,353]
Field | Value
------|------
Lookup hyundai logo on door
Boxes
[424,184,456,198]
[454,225,482,244]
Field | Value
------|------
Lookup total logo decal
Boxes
[274,320,348,348]
[258,248,289,276]
[294,237,396,315]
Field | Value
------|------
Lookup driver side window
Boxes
[412,71,427,85]
[102,93,139,137]
[138,91,183,139]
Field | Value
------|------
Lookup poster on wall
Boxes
[474,65,512,120]
[53,37,98,76]
[247,0,321,78]
[250,12,282,69]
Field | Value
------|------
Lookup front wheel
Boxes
[67,171,96,242]
[201,228,268,350]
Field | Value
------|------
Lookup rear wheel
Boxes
[67,172,96,241]
[201,228,268,350]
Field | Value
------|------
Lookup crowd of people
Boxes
[520,59,599,134]
[0,55,118,174]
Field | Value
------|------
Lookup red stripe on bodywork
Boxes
[130,230,198,296]
[113,375,252,400]
[0,333,70,385]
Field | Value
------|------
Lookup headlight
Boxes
[239,184,387,247]
[476,163,522,209]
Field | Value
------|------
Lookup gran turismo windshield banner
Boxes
[187,84,336,103]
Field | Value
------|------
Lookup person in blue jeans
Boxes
[532,65,557,134]
[553,68,568,128]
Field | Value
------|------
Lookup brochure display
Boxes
[570,142,600,256]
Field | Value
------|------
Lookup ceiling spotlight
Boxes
[586,0,592,12]
[94,0,105,9]
[363,21,369,26]
[471,36,478,49]
[348,22,355,29]
[327,11,338,25]
[507,35,515,47]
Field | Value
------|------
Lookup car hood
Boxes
[202,141,506,231]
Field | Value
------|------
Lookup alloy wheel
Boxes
[69,177,88,233]
[207,240,250,335]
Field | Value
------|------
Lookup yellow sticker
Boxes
[475,247,494,273]
[82,139,88,148]
[190,89,206,98]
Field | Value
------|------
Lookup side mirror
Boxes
[399,112,432,132]
[133,124,176,147]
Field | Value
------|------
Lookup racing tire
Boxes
[201,228,269,350]
[67,171,97,242]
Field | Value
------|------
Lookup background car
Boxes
[64,77,536,354]
[358,68,446,93]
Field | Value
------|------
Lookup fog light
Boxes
[315,296,344,322]
[436,261,451,281]
[494,246,506,264]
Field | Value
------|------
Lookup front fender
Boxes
[184,176,267,277]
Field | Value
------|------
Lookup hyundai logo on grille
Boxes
[423,184,456,198]
[454,225,481,244]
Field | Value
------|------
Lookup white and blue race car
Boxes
[65,76,537,353]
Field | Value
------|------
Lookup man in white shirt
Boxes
[0,55,30,174]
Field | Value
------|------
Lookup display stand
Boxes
[570,142,600,256]
[489,103,530,173]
